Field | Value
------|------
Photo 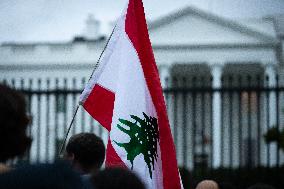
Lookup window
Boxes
[56,95,66,113]
[241,92,257,113]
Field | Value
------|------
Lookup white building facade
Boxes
[0,7,283,169]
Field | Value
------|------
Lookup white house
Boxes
[0,6,283,169]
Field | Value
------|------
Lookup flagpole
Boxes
[88,24,117,82]
[58,25,117,157]
[59,104,80,155]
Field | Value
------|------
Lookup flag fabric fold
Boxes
[80,0,182,189]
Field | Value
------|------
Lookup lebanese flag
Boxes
[80,0,182,189]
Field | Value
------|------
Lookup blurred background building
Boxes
[0,6,284,170]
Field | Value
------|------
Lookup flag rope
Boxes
[58,25,117,157]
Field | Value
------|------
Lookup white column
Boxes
[265,64,277,166]
[211,64,223,168]
[158,63,175,144]
[158,64,171,89]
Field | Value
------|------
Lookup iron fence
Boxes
[2,75,284,170]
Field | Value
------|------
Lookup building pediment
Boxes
[149,6,277,46]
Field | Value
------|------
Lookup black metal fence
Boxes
[2,75,284,170]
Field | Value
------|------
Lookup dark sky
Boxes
[1,0,284,43]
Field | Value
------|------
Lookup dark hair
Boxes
[91,167,145,189]
[66,133,105,172]
[247,183,275,189]
[0,84,32,162]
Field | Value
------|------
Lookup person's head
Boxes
[91,167,145,189]
[0,84,32,163]
[65,132,105,174]
[247,183,275,189]
[196,180,219,189]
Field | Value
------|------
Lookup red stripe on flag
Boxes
[83,84,115,131]
[125,0,182,189]
[105,138,127,168]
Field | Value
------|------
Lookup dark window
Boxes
[56,95,66,113]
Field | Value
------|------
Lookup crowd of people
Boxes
[0,83,278,188]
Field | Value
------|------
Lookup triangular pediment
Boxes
[148,7,276,45]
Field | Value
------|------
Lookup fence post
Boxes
[265,64,277,166]
[211,64,223,168]
[159,64,171,89]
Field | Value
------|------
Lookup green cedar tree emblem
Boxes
[114,112,159,178]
